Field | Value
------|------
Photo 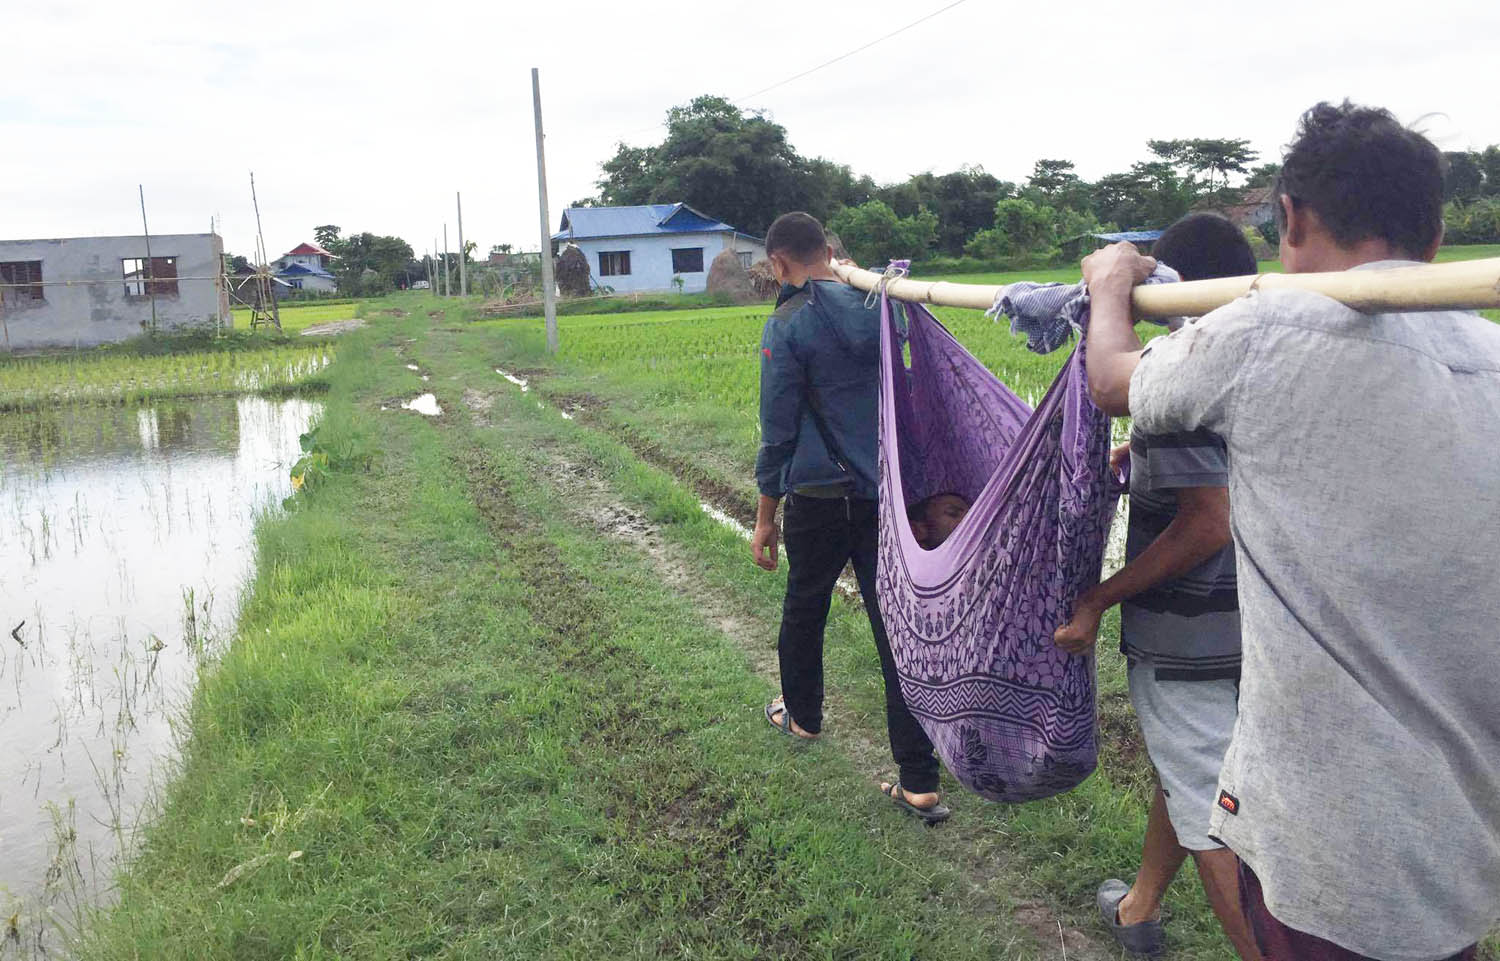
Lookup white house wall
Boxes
[0,234,229,349]
[282,273,338,294]
[568,232,766,294]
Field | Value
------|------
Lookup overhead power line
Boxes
[734,0,969,104]
[609,0,970,145]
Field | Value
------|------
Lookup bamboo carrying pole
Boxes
[830,257,1500,317]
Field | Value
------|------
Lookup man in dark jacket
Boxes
[752,212,946,822]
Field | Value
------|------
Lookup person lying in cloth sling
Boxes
[752,211,949,824]
[907,493,970,550]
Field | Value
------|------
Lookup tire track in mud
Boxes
[493,369,756,530]
[460,381,1115,961]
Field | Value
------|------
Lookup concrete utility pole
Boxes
[139,184,158,333]
[443,224,451,297]
[432,237,439,297]
[532,67,558,353]
[456,192,468,297]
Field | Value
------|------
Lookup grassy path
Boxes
[80,309,1087,959]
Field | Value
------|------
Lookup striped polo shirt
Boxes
[1119,426,1240,679]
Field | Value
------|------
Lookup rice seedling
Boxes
[0,394,319,957]
[0,346,329,411]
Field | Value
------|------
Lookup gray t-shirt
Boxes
[1121,426,1240,677]
[1130,266,1500,961]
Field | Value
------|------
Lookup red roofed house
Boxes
[274,241,338,293]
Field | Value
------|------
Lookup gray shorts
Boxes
[1126,657,1239,851]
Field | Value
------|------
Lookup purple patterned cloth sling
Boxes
[874,292,1121,802]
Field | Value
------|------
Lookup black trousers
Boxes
[777,493,940,794]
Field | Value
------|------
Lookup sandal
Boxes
[882,780,951,824]
[765,697,817,740]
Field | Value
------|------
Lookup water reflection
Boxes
[0,395,319,941]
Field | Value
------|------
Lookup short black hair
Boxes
[765,212,829,264]
[1275,101,1444,258]
[1151,212,1257,281]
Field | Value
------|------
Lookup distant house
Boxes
[275,242,338,293]
[227,263,293,307]
[0,233,230,349]
[550,204,766,294]
[1213,186,1276,229]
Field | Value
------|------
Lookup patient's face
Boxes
[917,494,970,548]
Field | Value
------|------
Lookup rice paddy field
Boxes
[229,300,361,334]
[0,343,330,410]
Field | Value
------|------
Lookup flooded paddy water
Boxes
[0,394,319,947]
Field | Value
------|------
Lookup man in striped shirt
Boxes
[1054,213,1260,960]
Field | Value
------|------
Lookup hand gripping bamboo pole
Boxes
[829,257,1500,318]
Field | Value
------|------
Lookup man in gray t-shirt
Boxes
[1080,101,1499,961]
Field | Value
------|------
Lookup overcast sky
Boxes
[4,0,1496,260]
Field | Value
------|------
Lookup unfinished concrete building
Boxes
[0,233,231,350]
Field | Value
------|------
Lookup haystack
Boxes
[747,259,780,299]
[555,245,592,297]
[706,250,758,304]
[824,229,852,261]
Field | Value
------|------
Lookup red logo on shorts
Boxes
[1217,790,1240,815]
[762,348,772,358]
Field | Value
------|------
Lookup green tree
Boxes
[1443,197,1500,244]
[1091,170,1156,229]
[1184,138,1258,193]
[1147,139,1190,166]
[593,95,859,236]
[1247,162,1282,187]
[1482,146,1500,197]
[965,197,1058,259]
[826,200,937,265]
[326,232,415,293]
[1028,159,1080,198]
[1443,151,1485,202]
[876,166,1014,257]
[314,225,341,249]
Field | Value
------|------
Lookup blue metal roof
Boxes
[552,203,746,242]
[277,262,335,279]
[1093,230,1163,243]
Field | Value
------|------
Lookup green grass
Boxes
[488,289,766,319]
[230,300,363,334]
[1435,243,1500,262]
[0,343,330,410]
[79,305,1059,959]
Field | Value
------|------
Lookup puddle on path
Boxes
[0,395,319,942]
[495,369,529,391]
[400,393,442,416]
[700,501,750,539]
